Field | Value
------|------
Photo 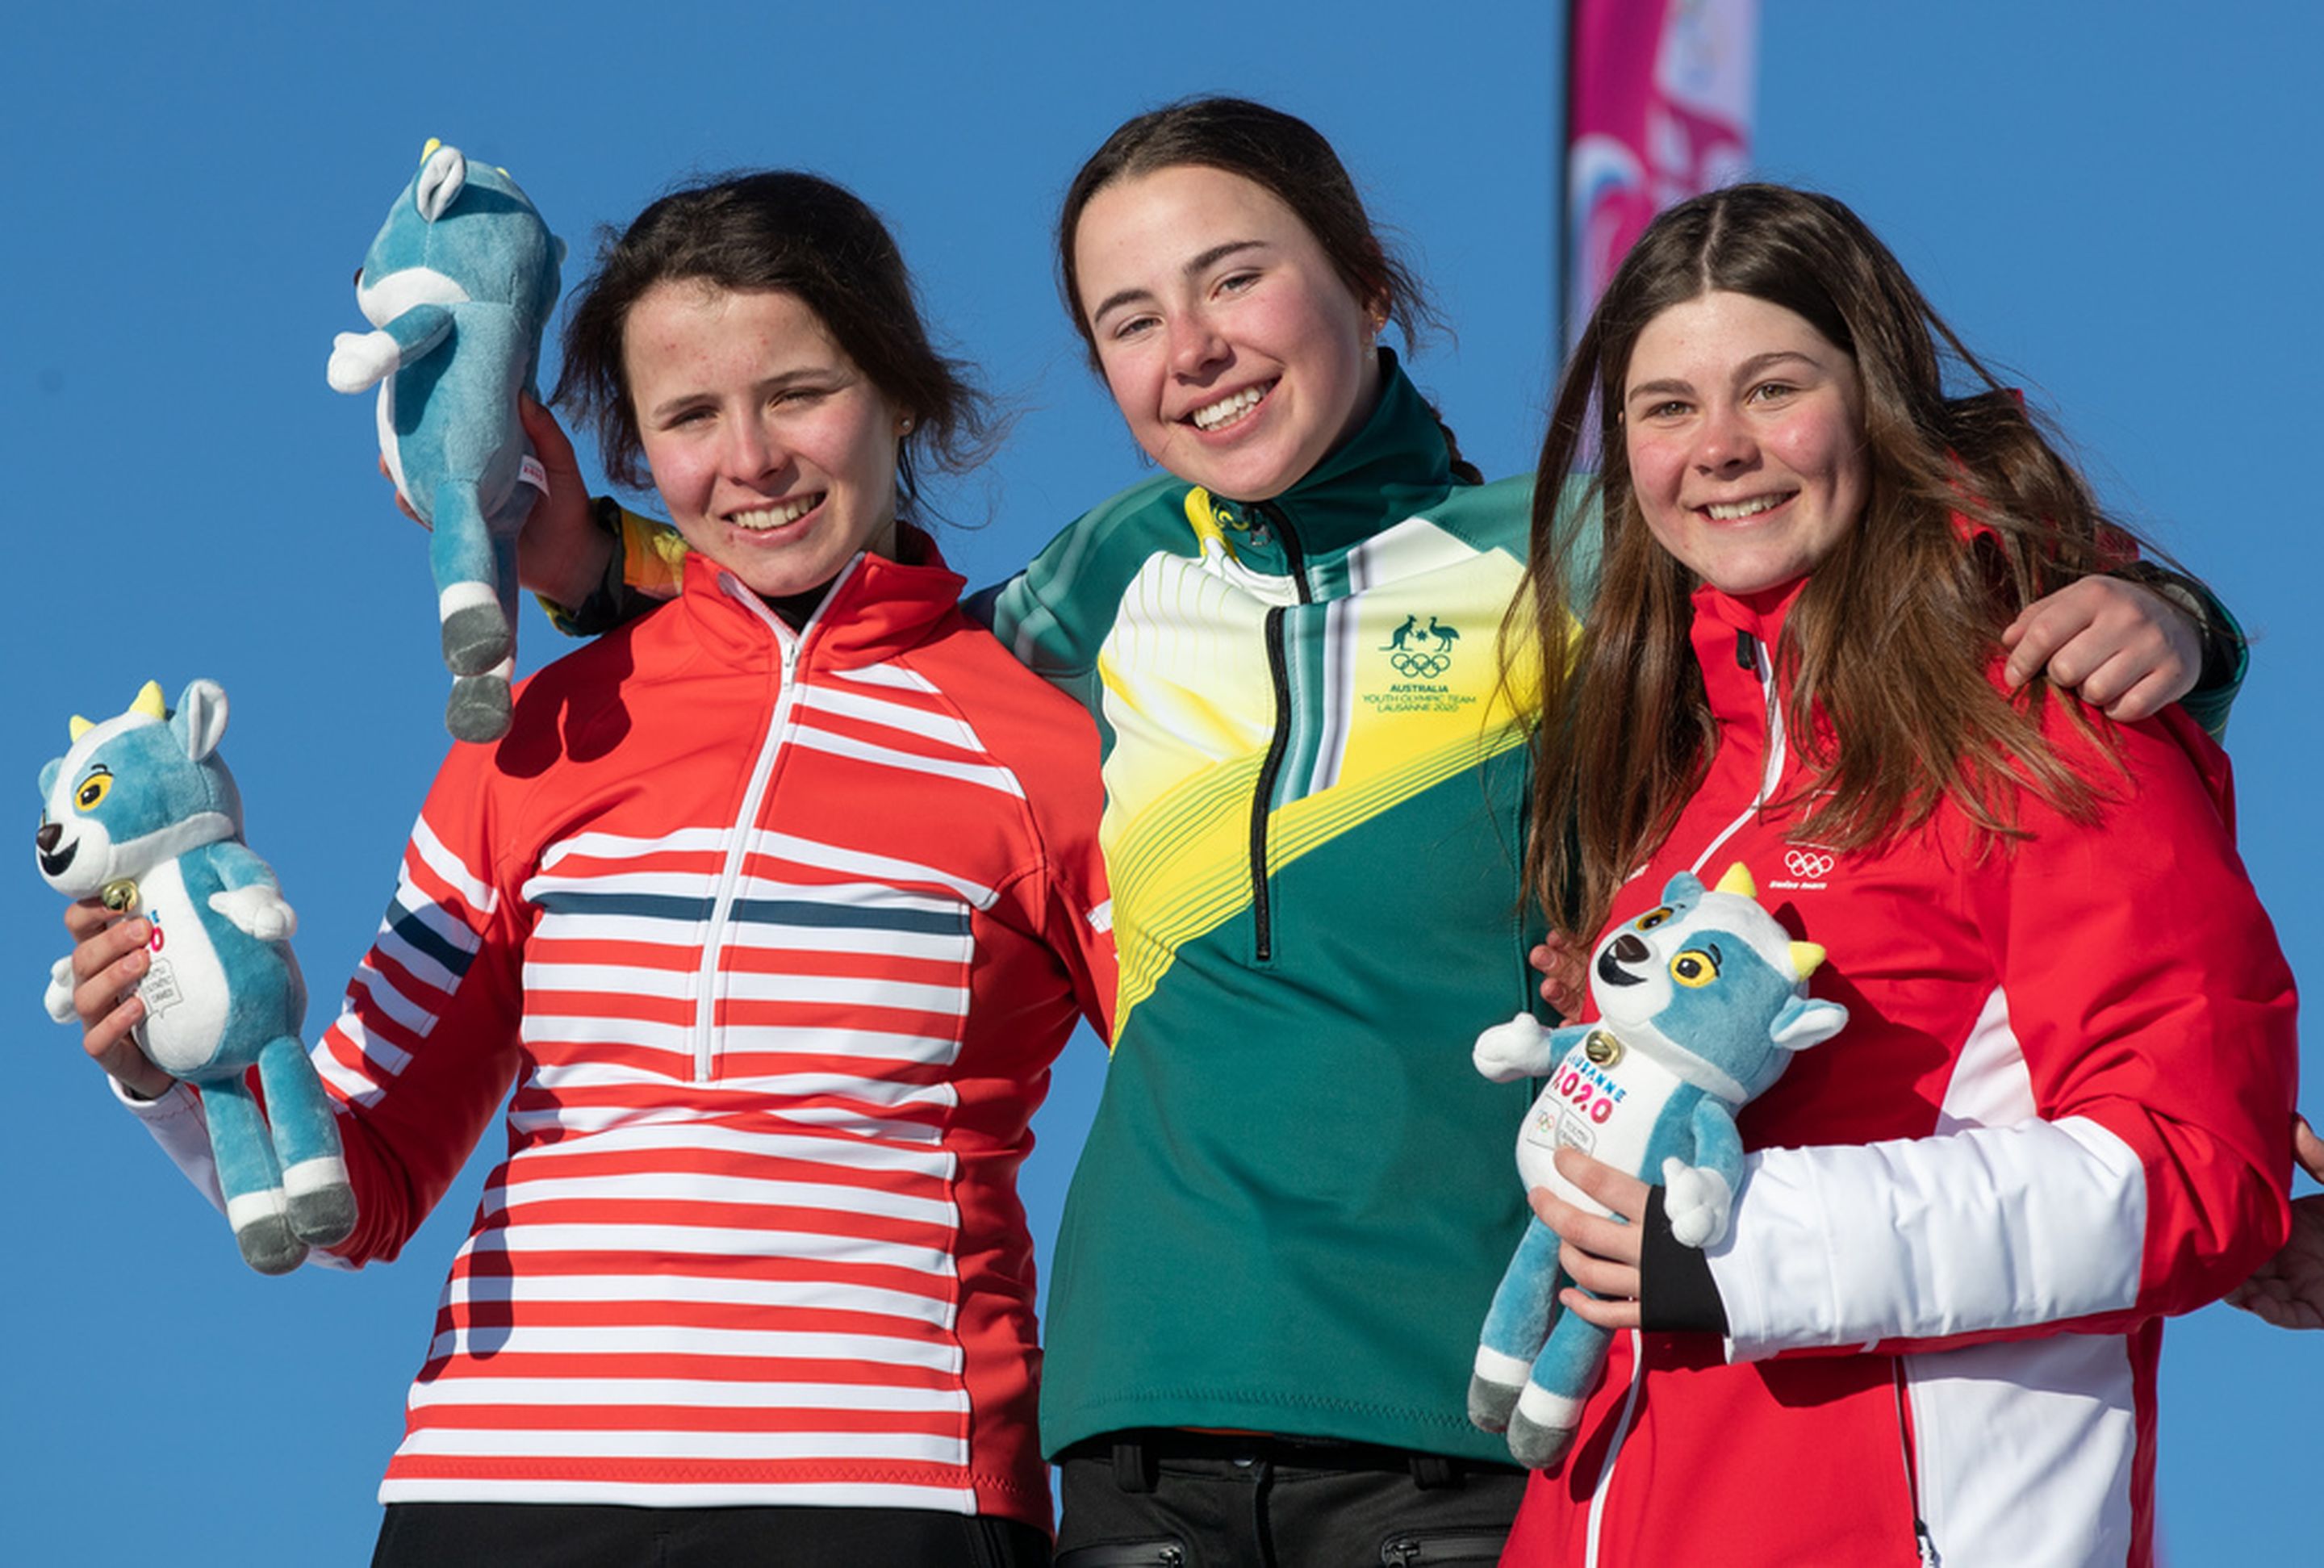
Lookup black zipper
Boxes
[1380,1528,1510,1566]
[1891,1357,1940,1566]
[1246,501,1310,964]
[1055,1540,1186,1568]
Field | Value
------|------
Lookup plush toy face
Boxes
[1588,865,1840,1098]
[35,679,237,901]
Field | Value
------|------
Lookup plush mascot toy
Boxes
[329,140,563,742]
[36,680,354,1275]
[1468,863,1848,1468]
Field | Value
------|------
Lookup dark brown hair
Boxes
[1057,97,1436,356]
[1518,183,2134,938]
[554,170,990,506]
[1055,97,1478,485]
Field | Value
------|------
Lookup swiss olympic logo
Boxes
[1381,613,1461,678]
[1783,849,1835,880]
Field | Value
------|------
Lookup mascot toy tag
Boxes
[36,680,355,1274]
[1467,863,1847,1468]
[329,140,563,742]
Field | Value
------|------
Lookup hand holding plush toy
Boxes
[330,140,563,742]
[36,680,353,1274]
[1469,863,1848,1469]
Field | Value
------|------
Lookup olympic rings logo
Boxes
[1783,849,1835,879]
[1389,652,1451,678]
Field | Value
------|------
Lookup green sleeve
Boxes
[972,479,1187,713]
[539,500,688,638]
[977,563,1093,688]
[2119,562,2247,741]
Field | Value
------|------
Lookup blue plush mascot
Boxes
[1468,862,1848,1468]
[330,140,563,742]
[38,680,354,1274]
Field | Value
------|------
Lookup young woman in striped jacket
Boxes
[62,171,1114,1568]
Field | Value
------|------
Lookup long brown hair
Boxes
[1519,183,2134,939]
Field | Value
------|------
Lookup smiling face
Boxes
[1072,164,1383,503]
[625,282,904,600]
[1621,290,1870,596]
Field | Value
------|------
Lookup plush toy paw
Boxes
[286,1160,357,1249]
[209,886,298,943]
[289,1187,357,1249]
[446,674,513,744]
[1506,1382,1587,1469]
[441,601,514,675]
[1468,1372,1521,1433]
[232,1197,308,1277]
[327,329,400,394]
[1473,1013,1555,1082]
[1661,1158,1736,1248]
[45,955,77,1024]
[1507,1407,1580,1471]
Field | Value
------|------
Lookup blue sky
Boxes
[6,2,2315,1560]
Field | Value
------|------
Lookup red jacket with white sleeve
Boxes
[1503,578,2296,1568]
[127,533,1114,1527]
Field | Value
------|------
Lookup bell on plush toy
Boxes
[329,139,564,742]
[1467,863,1848,1469]
[36,679,355,1275]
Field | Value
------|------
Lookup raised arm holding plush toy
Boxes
[36,680,353,1274]
[65,169,1111,1568]
[329,140,562,742]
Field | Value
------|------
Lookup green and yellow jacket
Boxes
[984,361,1561,1461]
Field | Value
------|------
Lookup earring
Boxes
[897,416,916,434]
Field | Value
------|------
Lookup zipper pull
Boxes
[1735,629,1760,673]
[1915,1517,1939,1566]
[1381,1541,1419,1568]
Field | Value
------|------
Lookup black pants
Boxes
[371,1503,1052,1567]
[1055,1432,1525,1567]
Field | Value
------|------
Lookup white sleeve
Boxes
[111,1078,225,1214]
[1704,1116,2146,1362]
[109,1078,356,1271]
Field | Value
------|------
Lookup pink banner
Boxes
[1565,0,1758,341]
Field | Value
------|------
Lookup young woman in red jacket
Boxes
[1506,182,2297,1567]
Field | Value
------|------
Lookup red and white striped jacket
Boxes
[1503,578,2296,1568]
[130,533,1113,1527]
